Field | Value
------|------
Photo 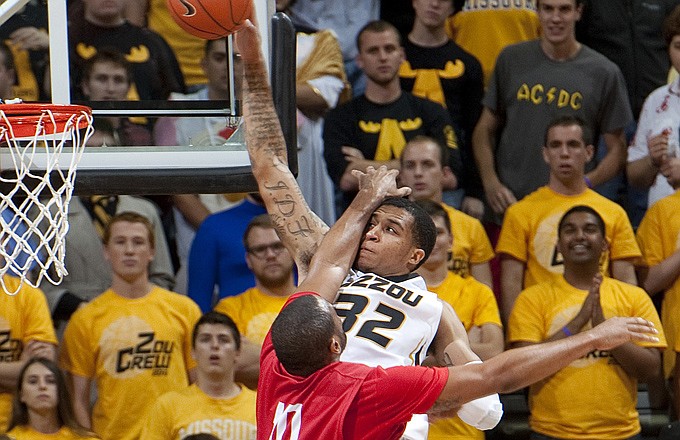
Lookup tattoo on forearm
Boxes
[273,194,296,217]
[287,216,314,238]
[243,62,287,161]
[263,180,289,191]
[243,56,327,261]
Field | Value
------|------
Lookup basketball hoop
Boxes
[0,103,93,295]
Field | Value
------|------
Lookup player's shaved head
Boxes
[271,295,345,376]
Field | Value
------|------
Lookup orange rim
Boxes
[0,104,92,138]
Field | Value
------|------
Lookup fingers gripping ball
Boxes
[166,0,252,39]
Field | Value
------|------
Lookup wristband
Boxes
[562,326,573,337]
[584,176,593,188]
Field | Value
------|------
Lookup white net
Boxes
[0,105,93,295]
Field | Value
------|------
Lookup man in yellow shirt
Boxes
[636,174,680,418]
[141,311,256,439]
[508,205,665,439]
[497,115,640,321]
[60,212,201,440]
[399,136,494,290]
[214,214,296,345]
[414,199,503,440]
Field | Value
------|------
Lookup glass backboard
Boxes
[0,0,297,195]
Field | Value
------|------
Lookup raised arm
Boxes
[238,20,328,280]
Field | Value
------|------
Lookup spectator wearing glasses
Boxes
[214,214,296,346]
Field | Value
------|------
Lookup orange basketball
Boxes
[166,0,252,40]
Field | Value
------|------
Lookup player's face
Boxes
[356,205,423,276]
[245,227,295,290]
[669,35,680,74]
[104,221,155,282]
[557,211,606,265]
[412,0,454,29]
[82,62,130,101]
[356,30,405,86]
[399,141,444,200]
[537,0,582,47]
[421,215,452,269]
[20,363,58,413]
[192,323,240,375]
[542,124,593,182]
[202,39,230,97]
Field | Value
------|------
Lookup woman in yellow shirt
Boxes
[6,358,98,440]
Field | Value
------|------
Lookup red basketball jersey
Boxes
[257,292,449,440]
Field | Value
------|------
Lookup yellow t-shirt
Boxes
[427,272,501,440]
[442,204,494,279]
[141,383,256,440]
[507,276,666,439]
[60,287,201,440]
[636,190,680,377]
[446,2,540,85]
[147,0,206,86]
[0,275,57,433]
[497,187,641,289]
[6,425,98,439]
[214,288,289,345]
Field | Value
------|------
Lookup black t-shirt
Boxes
[323,92,461,211]
[400,39,484,197]
[69,20,185,100]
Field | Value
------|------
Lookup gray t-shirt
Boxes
[483,40,632,201]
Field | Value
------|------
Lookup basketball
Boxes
[166,0,252,40]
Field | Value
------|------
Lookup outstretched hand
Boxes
[589,317,659,351]
[352,166,411,201]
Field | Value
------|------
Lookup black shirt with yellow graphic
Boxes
[324,92,460,211]
[400,39,484,199]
